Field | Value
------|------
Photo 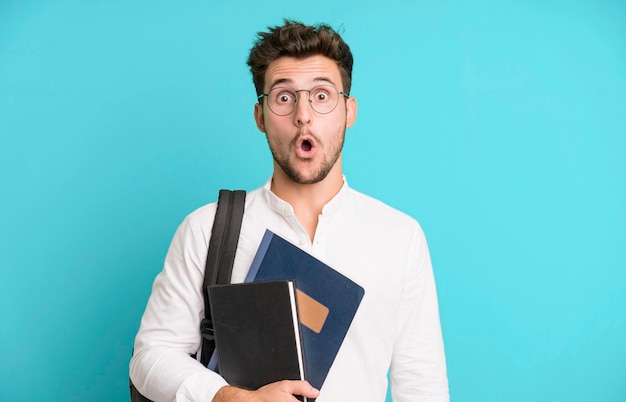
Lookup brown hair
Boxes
[247,20,354,98]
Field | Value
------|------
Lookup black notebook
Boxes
[208,280,308,400]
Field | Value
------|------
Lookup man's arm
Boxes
[390,225,449,402]
[130,208,321,402]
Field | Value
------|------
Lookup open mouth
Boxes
[301,139,312,152]
[295,136,317,158]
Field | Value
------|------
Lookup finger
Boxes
[283,380,320,398]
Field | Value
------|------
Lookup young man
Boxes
[130,20,449,402]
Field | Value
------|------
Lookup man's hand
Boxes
[212,380,320,401]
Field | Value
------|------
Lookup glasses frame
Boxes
[257,85,350,116]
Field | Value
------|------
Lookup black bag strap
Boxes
[200,189,246,366]
[130,189,246,402]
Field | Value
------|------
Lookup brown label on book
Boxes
[295,289,329,334]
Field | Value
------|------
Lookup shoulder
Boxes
[338,187,429,254]
[183,186,266,235]
[345,187,422,230]
[184,201,217,235]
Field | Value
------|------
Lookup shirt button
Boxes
[298,239,307,247]
[282,206,290,214]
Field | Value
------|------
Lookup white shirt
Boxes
[130,178,449,402]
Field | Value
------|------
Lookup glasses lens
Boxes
[267,88,296,116]
[309,86,339,114]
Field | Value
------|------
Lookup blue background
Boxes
[1,1,624,401]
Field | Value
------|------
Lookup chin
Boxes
[274,154,337,185]
[286,168,329,185]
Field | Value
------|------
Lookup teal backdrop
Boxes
[1,1,625,401]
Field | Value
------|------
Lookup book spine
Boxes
[244,230,273,282]
[288,281,307,383]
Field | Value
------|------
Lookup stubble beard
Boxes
[267,128,346,185]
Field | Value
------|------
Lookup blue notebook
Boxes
[245,230,365,394]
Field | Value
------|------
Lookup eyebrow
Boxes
[267,76,337,90]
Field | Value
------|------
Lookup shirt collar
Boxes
[262,175,350,217]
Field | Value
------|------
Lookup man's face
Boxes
[254,55,357,185]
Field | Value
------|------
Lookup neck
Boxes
[271,162,343,241]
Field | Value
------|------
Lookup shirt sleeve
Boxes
[390,225,449,402]
[129,207,228,402]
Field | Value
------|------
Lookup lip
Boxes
[294,135,317,159]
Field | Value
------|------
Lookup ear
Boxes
[345,96,357,128]
[254,103,265,132]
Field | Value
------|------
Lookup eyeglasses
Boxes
[257,85,349,116]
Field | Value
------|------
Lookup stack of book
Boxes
[208,230,365,401]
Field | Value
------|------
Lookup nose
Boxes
[293,91,312,127]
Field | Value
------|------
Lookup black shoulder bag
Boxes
[130,189,246,402]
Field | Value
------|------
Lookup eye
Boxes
[312,87,332,102]
[273,89,295,104]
